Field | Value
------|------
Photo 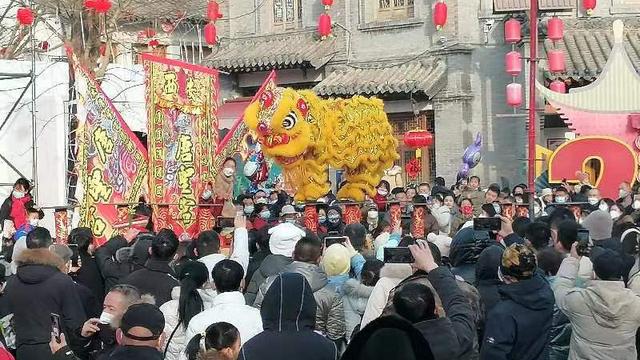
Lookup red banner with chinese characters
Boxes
[70,48,149,246]
[143,54,220,239]
[54,208,69,244]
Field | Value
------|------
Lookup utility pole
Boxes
[528,0,538,214]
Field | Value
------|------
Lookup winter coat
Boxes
[159,286,218,360]
[122,258,179,306]
[94,235,142,291]
[244,254,292,305]
[413,267,476,360]
[342,278,374,340]
[547,276,571,360]
[52,346,81,360]
[254,261,345,340]
[186,291,263,351]
[462,190,485,217]
[108,345,163,360]
[480,273,555,360]
[6,249,86,359]
[71,252,105,305]
[0,195,33,231]
[239,273,338,360]
[450,227,494,284]
[361,264,413,328]
[342,315,434,360]
[198,227,250,281]
[245,249,270,286]
[553,256,640,360]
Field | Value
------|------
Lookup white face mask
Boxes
[588,197,599,206]
[610,210,622,220]
[377,189,388,196]
[534,204,541,215]
[633,200,640,210]
[202,189,212,200]
[367,210,378,219]
[99,311,114,325]
[255,198,268,205]
[12,190,24,199]
[620,189,629,199]
[223,167,235,177]
[598,203,609,212]
[29,219,39,226]
[555,196,567,204]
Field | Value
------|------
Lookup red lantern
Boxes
[148,39,160,48]
[548,49,566,73]
[16,7,34,26]
[322,0,334,5]
[550,80,566,93]
[505,51,522,77]
[504,18,521,44]
[403,130,434,149]
[39,41,49,51]
[318,13,332,38]
[433,1,447,31]
[204,22,217,45]
[84,0,97,9]
[93,0,111,13]
[99,43,107,56]
[506,83,522,107]
[583,0,596,15]
[207,1,223,22]
[547,17,564,42]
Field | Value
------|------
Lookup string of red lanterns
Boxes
[318,0,333,39]
[203,0,222,45]
[546,17,566,93]
[432,1,447,31]
[504,18,522,108]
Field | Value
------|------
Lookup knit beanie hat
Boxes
[582,210,613,241]
[500,243,537,280]
[322,244,351,276]
[591,247,624,281]
[268,223,306,257]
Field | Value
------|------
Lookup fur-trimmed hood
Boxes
[15,248,65,284]
[379,263,413,281]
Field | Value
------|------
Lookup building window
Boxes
[610,0,640,14]
[377,0,415,21]
[273,0,302,29]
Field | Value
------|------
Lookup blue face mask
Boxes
[318,216,327,223]
[328,215,341,224]
[259,211,271,219]
[244,206,254,215]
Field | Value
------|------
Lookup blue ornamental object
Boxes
[457,133,483,181]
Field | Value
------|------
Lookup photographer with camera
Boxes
[553,242,640,359]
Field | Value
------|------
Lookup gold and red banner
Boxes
[71,48,149,245]
[54,208,69,244]
[143,54,220,238]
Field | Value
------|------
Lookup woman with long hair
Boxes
[185,322,241,360]
[160,260,214,360]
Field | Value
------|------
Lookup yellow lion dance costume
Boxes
[244,86,399,202]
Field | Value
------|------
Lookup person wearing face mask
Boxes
[363,205,379,233]
[326,206,345,233]
[279,205,300,225]
[0,178,34,241]
[586,188,602,209]
[211,158,238,218]
[431,194,452,235]
[618,181,633,209]
[373,180,390,212]
[317,207,329,234]
[13,206,43,241]
[553,187,570,205]
[449,198,474,237]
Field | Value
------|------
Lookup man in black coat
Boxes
[239,273,337,360]
[68,227,105,304]
[6,227,86,359]
[480,243,555,360]
[392,240,476,360]
[122,229,179,306]
[95,230,153,292]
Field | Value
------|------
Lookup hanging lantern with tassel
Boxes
[148,39,160,48]
[433,1,447,31]
[506,83,523,107]
[549,80,566,93]
[318,13,332,39]
[16,7,34,26]
[583,0,596,15]
[322,0,333,8]
[547,17,564,42]
[93,0,111,13]
[504,18,521,43]
[403,130,434,159]
[204,22,217,45]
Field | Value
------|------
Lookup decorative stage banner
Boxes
[142,54,220,238]
[70,48,149,246]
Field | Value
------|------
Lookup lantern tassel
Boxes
[416,149,422,159]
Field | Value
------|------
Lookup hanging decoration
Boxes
[548,49,565,73]
[39,41,49,51]
[456,133,483,181]
[148,39,160,48]
[549,80,566,93]
[547,17,564,41]
[318,0,333,39]
[583,0,596,15]
[85,0,111,13]
[403,130,433,159]
[506,83,523,107]
[406,158,422,180]
[433,1,448,31]
[505,51,522,77]
[16,7,34,26]
[99,43,107,56]
[203,1,222,46]
[504,18,521,43]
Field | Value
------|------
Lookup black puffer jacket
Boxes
[6,249,86,360]
[95,234,152,291]
[122,258,178,306]
[244,254,292,305]
[239,273,337,360]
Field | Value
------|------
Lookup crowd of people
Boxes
[1,174,640,360]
